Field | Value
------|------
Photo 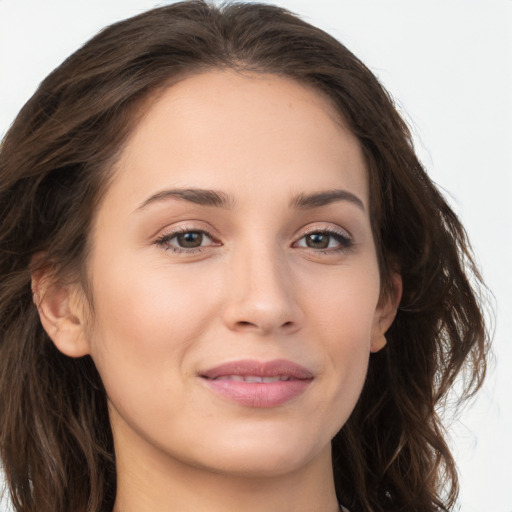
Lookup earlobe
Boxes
[370,273,402,353]
[32,267,90,358]
[370,333,388,353]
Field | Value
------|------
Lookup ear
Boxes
[31,266,90,358]
[370,272,402,353]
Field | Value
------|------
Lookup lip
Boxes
[199,359,314,408]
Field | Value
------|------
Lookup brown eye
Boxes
[156,229,218,253]
[294,229,353,252]
[176,231,203,248]
[305,233,330,249]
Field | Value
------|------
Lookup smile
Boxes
[211,375,293,382]
[199,359,314,408]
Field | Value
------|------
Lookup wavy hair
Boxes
[0,2,489,511]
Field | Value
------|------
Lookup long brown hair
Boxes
[0,2,489,511]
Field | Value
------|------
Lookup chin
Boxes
[201,450,316,478]
[188,427,331,478]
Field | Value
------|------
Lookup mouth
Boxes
[210,375,295,382]
[199,359,314,408]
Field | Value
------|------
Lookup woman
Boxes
[0,2,489,511]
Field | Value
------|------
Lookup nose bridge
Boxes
[223,235,301,334]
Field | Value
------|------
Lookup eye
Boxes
[173,231,207,248]
[294,229,353,252]
[155,229,219,253]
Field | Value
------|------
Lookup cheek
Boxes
[299,263,380,426]
[85,259,219,409]
[90,257,217,349]
[307,261,380,347]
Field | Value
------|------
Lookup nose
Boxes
[221,244,304,336]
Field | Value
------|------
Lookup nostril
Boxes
[234,320,295,332]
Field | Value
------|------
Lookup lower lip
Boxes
[201,378,312,408]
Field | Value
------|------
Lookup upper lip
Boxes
[199,359,314,380]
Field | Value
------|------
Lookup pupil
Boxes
[307,233,329,249]
[177,232,202,248]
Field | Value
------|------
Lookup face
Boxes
[74,71,397,477]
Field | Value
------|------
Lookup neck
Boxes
[112,430,340,512]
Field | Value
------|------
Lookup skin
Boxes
[35,70,400,512]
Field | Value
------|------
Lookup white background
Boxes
[0,1,511,510]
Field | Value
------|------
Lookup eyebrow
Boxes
[290,189,365,211]
[136,187,365,212]
[136,188,235,211]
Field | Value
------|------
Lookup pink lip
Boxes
[199,359,314,408]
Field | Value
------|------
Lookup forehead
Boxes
[105,70,368,212]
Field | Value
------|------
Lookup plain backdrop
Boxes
[1,1,511,511]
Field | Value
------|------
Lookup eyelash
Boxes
[155,227,218,254]
[294,228,354,254]
[154,227,354,255]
